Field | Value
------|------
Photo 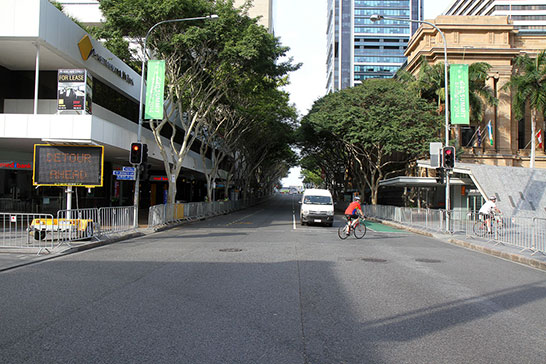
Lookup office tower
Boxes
[445,0,546,33]
[326,0,423,93]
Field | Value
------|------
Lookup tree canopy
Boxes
[299,78,442,204]
[95,0,299,202]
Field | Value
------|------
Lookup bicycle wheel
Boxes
[338,224,350,240]
[353,222,366,239]
[473,221,487,237]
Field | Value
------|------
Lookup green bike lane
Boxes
[363,220,403,233]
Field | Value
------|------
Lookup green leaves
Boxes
[299,78,442,203]
[503,50,546,120]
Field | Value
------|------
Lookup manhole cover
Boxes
[415,258,442,263]
[219,248,243,253]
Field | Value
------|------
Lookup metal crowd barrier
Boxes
[0,213,55,251]
[56,208,100,245]
[1,206,137,252]
[148,199,258,227]
[464,212,544,255]
[99,206,136,235]
[364,204,546,255]
[364,205,447,232]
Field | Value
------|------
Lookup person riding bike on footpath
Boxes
[345,196,364,228]
[478,195,501,233]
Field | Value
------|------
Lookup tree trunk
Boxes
[371,185,378,205]
[167,175,176,204]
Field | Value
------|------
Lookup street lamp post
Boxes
[133,14,218,227]
[370,14,451,232]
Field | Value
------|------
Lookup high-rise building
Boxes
[445,0,546,34]
[234,0,274,32]
[326,0,423,93]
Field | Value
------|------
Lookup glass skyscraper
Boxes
[326,0,423,92]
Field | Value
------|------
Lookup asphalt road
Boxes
[0,194,545,363]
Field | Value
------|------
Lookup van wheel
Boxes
[34,231,46,240]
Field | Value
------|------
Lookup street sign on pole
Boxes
[113,167,136,181]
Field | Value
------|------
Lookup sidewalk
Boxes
[373,218,546,272]
[1,219,545,272]
[0,226,155,273]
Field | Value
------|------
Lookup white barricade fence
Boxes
[1,206,137,250]
[365,205,546,255]
[99,206,135,235]
[0,212,55,250]
[364,205,447,232]
[532,217,546,254]
[465,211,543,254]
[148,199,261,227]
[56,208,100,244]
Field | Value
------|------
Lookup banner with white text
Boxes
[145,60,165,120]
[450,64,470,125]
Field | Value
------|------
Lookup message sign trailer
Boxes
[33,144,104,216]
[33,145,104,187]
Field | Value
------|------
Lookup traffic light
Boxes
[443,146,455,169]
[130,142,143,165]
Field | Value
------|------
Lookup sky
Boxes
[276,0,449,187]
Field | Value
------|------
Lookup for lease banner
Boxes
[57,69,92,113]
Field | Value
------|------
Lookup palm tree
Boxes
[416,58,446,113]
[502,50,546,168]
[468,62,498,124]
[410,58,497,147]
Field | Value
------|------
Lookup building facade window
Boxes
[326,0,422,91]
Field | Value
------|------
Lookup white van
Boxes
[300,189,334,226]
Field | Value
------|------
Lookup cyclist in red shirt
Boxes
[345,196,363,223]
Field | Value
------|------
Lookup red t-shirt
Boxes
[345,201,361,215]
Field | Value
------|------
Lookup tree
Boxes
[234,90,298,199]
[468,62,498,124]
[502,50,546,168]
[298,106,349,197]
[303,79,441,204]
[97,0,298,202]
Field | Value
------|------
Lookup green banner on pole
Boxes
[145,60,165,120]
[450,64,470,125]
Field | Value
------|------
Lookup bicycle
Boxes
[473,212,504,237]
[338,217,367,239]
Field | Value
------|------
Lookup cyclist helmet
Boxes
[490,196,496,201]
[354,196,361,201]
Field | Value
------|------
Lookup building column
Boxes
[33,42,40,115]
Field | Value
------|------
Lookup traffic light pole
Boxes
[370,14,450,232]
[132,15,217,228]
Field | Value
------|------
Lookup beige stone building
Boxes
[404,15,546,168]
[233,0,273,32]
